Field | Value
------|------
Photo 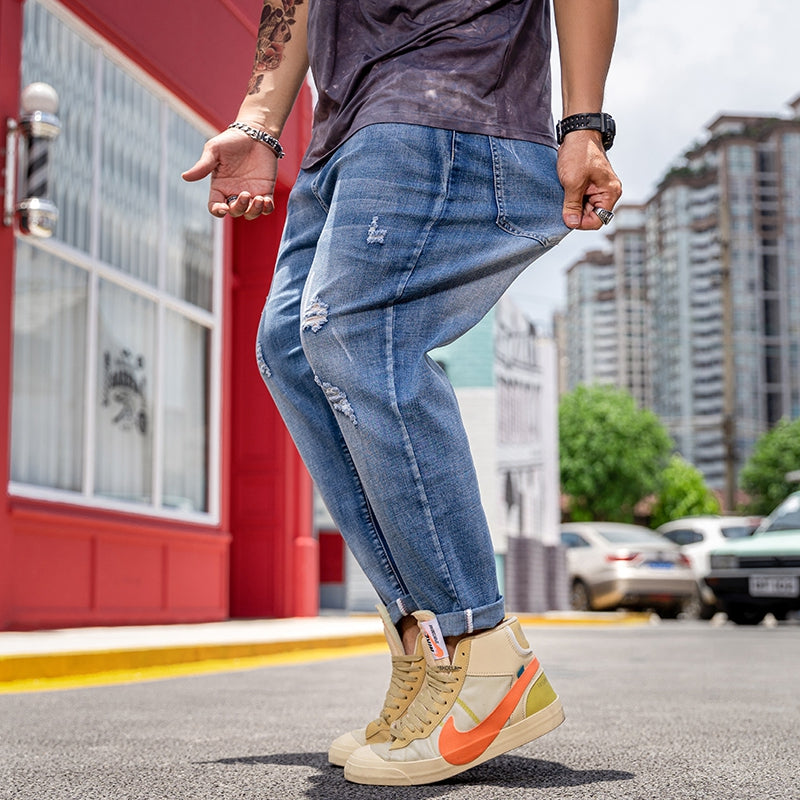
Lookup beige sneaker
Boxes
[327,604,425,766]
[344,611,564,785]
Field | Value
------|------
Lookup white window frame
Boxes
[9,0,223,525]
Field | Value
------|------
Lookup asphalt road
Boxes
[1,619,798,800]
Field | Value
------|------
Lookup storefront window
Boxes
[11,243,87,492]
[10,0,221,519]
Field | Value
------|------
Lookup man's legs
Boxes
[258,124,568,780]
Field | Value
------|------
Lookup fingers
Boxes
[562,180,622,230]
[562,193,586,230]
[209,192,276,220]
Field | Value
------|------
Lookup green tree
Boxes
[559,385,673,522]
[649,455,720,529]
[739,417,800,515]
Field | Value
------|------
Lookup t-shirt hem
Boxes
[300,113,558,170]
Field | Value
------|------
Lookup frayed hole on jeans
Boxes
[256,341,272,380]
[367,215,387,245]
[301,295,329,333]
[314,375,358,426]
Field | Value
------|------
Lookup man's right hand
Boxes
[181,127,280,220]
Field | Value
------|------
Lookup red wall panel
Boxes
[95,538,165,611]
[167,544,227,610]
[13,530,94,611]
[319,530,345,584]
[8,501,230,629]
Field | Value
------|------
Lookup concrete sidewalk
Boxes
[0,610,650,688]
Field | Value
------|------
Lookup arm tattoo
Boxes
[249,0,305,92]
[247,74,264,95]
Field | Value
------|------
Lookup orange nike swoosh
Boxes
[438,657,540,766]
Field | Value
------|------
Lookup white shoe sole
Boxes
[344,697,565,786]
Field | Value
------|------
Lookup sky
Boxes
[508,0,800,331]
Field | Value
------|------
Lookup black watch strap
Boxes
[556,112,615,150]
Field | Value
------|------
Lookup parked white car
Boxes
[657,516,760,618]
[560,522,696,617]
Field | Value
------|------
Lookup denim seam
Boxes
[382,130,464,611]
[489,137,550,244]
[336,428,410,599]
[310,172,331,214]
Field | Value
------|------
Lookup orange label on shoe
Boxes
[439,657,540,766]
[419,618,447,661]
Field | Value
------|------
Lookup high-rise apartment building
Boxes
[562,95,800,491]
[564,249,616,388]
[647,97,800,488]
[563,205,651,410]
[611,205,651,409]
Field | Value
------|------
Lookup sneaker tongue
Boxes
[416,614,451,666]
[376,603,405,657]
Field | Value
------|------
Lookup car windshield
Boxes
[595,528,661,545]
[721,526,753,539]
[760,494,800,534]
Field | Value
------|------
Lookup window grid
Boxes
[11,0,222,523]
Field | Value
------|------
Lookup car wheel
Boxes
[724,604,766,626]
[681,587,717,621]
[570,579,593,612]
[698,600,718,621]
[680,589,703,620]
[658,603,683,620]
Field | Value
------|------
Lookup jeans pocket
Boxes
[490,136,569,246]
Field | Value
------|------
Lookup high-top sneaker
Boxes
[328,604,425,766]
[344,611,564,785]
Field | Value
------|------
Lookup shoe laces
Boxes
[390,665,460,742]
[374,655,424,726]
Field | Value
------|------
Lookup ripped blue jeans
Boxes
[256,123,568,636]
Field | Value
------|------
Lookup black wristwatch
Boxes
[556,113,616,151]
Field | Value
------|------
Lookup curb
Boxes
[0,633,387,686]
[0,611,651,688]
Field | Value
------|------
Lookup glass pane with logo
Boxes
[163,312,210,512]
[94,280,156,504]
[10,242,87,491]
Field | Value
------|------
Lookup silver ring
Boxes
[225,195,239,205]
[594,207,614,226]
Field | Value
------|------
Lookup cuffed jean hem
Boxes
[431,598,507,638]
[385,596,505,637]
[386,595,418,627]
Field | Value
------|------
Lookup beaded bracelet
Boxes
[227,122,285,159]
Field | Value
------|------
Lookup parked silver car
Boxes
[657,516,759,618]
[560,522,697,616]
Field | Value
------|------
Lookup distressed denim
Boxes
[256,123,568,637]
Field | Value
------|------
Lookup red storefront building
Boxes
[0,0,321,629]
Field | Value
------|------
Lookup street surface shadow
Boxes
[204,751,634,797]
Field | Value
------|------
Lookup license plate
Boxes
[749,575,800,598]
[646,561,674,569]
